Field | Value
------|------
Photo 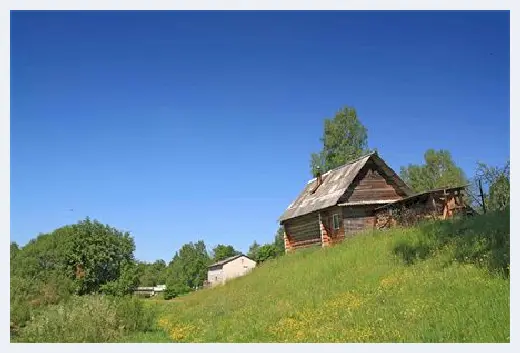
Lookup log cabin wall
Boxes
[283,212,321,250]
[319,206,346,245]
[341,161,408,203]
[342,205,377,234]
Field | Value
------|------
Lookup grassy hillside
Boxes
[154,211,510,343]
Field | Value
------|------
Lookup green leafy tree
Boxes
[256,244,278,264]
[247,241,261,262]
[273,227,285,256]
[469,160,510,212]
[65,218,137,295]
[137,259,168,287]
[10,218,137,328]
[247,227,286,264]
[310,106,370,175]
[164,241,210,299]
[399,149,468,193]
[211,244,240,262]
[10,241,19,261]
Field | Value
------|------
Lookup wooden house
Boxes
[278,152,471,252]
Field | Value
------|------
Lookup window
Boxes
[332,214,341,230]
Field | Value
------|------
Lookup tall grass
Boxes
[154,211,509,343]
[13,295,165,343]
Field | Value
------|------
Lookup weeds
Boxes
[14,295,161,343]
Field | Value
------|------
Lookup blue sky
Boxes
[11,11,509,262]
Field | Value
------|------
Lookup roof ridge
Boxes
[306,152,376,183]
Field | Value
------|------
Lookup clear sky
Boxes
[11,11,510,262]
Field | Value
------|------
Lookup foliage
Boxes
[153,211,509,342]
[247,227,286,263]
[255,244,278,264]
[310,106,370,176]
[66,218,137,295]
[137,260,168,287]
[14,295,160,343]
[468,160,510,212]
[273,227,286,256]
[10,218,139,331]
[11,241,20,259]
[10,272,74,331]
[164,241,210,299]
[100,261,140,296]
[399,149,467,193]
[211,244,240,262]
[247,241,261,261]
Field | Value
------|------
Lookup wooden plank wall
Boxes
[284,212,321,249]
[320,206,346,245]
[343,206,376,234]
[343,161,406,203]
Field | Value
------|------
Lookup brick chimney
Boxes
[311,167,323,194]
[316,169,323,187]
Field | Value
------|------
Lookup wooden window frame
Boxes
[332,214,341,230]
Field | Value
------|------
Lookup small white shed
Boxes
[206,254,256,287]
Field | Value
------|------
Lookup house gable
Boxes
[339,159,410,204]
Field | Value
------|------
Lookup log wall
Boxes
[342,161,407,203]
[283,212,321,251]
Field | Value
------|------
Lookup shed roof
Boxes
[208,254,255,269]
[374,185,470,211]
[278,152,414,222]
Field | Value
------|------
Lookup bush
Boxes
[10,273,74,332]
[393,209,510,276]
[14,295,159,343]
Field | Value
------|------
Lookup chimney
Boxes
[311,167,323,194]
[316,168,323,187]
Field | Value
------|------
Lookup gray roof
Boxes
[374,184,471,211]
[278,152,414,222]
[208,254,254,268]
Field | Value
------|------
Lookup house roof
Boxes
[278,152,414,222]
[373,185,470,211]
[208,254,254,269]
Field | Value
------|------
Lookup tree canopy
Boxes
[469,160,510,212]
[164,241,210,299]
[211,244,240,262]
[310,106,370,176]
[399,149,467,193]
[137,259,168,287]
[247,227,286,264]
[11,217,138,296]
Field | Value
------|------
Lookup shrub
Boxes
[393,209,510,276]
[15,295,159,343]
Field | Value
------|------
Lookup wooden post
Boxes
[479,179,487,214]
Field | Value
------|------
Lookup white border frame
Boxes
[4,2,516,353]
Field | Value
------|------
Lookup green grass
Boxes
[153,211,510,343]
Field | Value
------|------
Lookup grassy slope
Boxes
[153,213,510,343]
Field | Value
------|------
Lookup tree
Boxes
[468,160,510,212]
[65,218,137,295]
[256,244,278,264]
[10,218,138,328]
[164,241,210,299]
[10,241,19,261]
[399,149,467,193]
[211,244,240,262]
[247,241,261,262]
[273,227,285,257]
[137,259,168,287]
[310,106,370,176]
[10,217,138,296]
